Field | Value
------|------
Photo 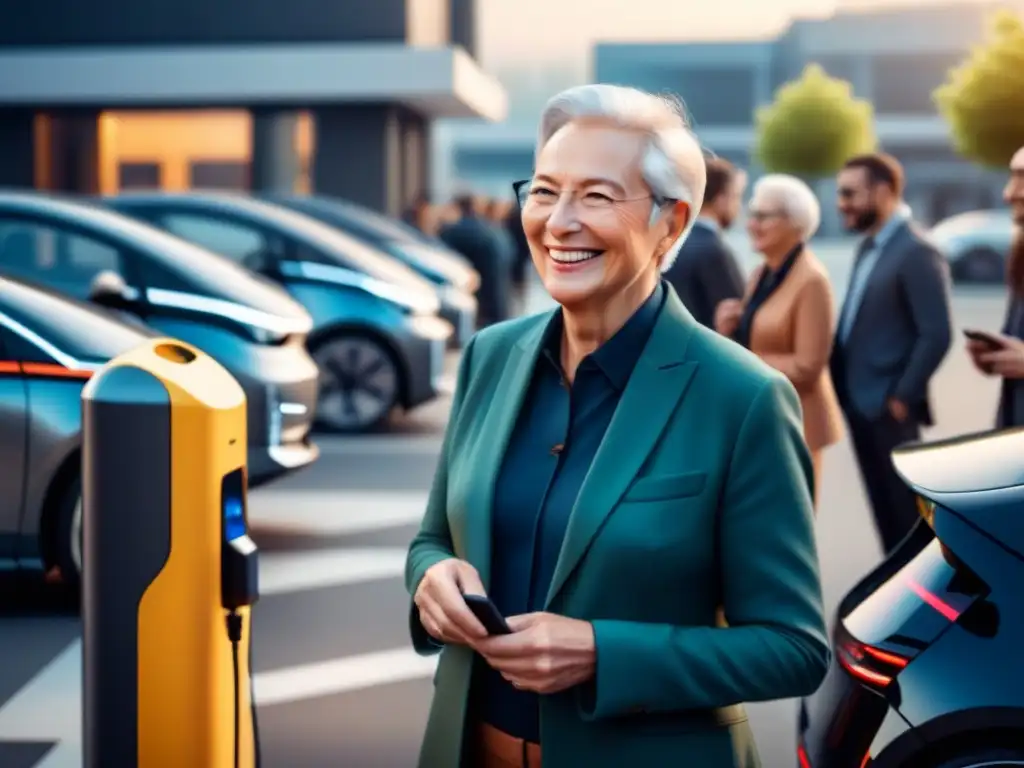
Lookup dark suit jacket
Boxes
[831,221,953,424]
[663,222,745,328]
[405,287,829,768]
[439,215,510,325]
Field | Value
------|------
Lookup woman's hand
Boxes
[413,558,489,645]
[977,336,1024,379]
[714,298,743,337]
[475,612,596,695]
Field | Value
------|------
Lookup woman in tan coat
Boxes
[715,174,843,505]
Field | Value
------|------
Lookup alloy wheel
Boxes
[70,495,83,575]
[314,336,399,432]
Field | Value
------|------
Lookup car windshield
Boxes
[84,200,309,319]
[240,200,436,292]
[1,276,153,363]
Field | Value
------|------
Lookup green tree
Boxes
[934,10,1024,169]
[753,63,877,178]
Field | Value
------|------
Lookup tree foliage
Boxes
[933,10,1024,168]
[754,63,877,179]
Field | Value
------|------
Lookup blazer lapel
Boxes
[544,292,700,608]
[463,313,552,590]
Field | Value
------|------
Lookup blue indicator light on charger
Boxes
[224,494,246,541]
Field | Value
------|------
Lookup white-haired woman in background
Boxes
[405,86,828,768]
[715,174,843,501]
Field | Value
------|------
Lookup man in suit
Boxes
[439,194,511,327]
[831,153,953,554]
[662,156,747,328]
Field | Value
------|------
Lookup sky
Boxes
[478,0,996,71]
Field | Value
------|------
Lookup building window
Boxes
[870,53,963,115]
[119,162,161,190]
[189,161,249,191]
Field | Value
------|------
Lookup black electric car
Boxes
[798,427,1024,768]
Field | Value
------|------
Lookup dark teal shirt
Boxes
[474,280,666,742]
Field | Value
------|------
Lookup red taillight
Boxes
[904,576,962,622]
[797,743,812,768]
[837,636,910,688]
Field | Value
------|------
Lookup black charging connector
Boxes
[223,535,259,768]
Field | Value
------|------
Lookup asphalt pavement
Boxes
[0,238,1011,768]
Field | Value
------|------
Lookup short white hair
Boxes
[535,84,707,272]
[751,174,821,241]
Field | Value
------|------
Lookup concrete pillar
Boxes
[250,109,299,193]
[312,105,403,215]
[399,110,430,206]
[37,110,101,193]
[0,110,37,189]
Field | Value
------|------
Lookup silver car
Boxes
[104,192,454,433]
[0,191,321,495]
[930,208,1015,284]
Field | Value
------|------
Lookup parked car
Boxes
[798,427,1024,768]
[930,208,1015,284]
[264,193,480,345]
[0,191,320,490]
[1,278,174,587]
[103,192,454,433]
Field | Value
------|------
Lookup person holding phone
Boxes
[966,145,1024,427]
[405,84,828,768]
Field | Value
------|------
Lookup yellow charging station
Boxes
[81,338,259,768]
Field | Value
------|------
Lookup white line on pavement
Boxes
[0,640,437,756]
[253,646,437,706]
[259,546,407,596]
[249,490,428,536]
[313,435,442,455]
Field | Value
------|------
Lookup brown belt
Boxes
[473,723,542,768]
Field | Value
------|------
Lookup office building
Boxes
[0,0,506,216]
[443,1,1020,233]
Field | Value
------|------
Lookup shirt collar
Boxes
[872,205,910,250]
[543,280,665,391]
[693,217,720,234]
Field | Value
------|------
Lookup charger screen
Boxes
[221,468,248,542]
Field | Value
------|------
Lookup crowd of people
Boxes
[403,192,531,327]
[402,79,1024,767]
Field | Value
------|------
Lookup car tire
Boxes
[930,747,1024,767]
[311,331,403,434]
[953,247,1005,284]
[53,476,82,594]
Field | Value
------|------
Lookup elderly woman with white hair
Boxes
[405,85,829,768]
[715,174,843,497]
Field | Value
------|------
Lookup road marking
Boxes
[249,490,428,535]
[254,646,437,706]
[0,640,438,760]
[259,546,407,595]
[313,434,443,456]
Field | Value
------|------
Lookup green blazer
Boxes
[405,288,830,768]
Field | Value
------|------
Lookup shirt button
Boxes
[550,443,564,455]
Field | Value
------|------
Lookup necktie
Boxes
[838,236,876,341]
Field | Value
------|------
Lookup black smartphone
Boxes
[463,594,512,635]
[963,328,1005,350]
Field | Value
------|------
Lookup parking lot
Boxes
[0,242,1012,767]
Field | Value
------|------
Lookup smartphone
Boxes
[963,328,1005,350]
[463,594,512,635]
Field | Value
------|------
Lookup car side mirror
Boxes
[88,270,138,312]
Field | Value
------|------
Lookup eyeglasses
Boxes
[747,209,785,223]
[513,179,675,212]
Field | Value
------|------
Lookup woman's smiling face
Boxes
[520,120,683,311]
